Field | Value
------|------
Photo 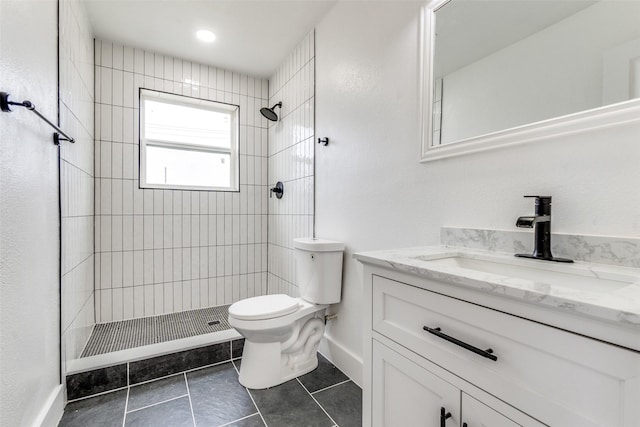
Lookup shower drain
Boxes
[208,320,221,326]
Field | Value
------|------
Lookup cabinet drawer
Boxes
[372,275,640,427]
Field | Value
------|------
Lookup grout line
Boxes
[129,357,233,388]
[217,413,260,427]
[267,134,316,158]
[171,192,175,313]
[128,370,184,388]
[93,73,269,103]
[125,394,189,414]
[66,385,129,404]
[93,241,270,251]
[121,386,130,427]
[93,174,269,181]
[296,378,339,427]
[72,340,235,401]
[60,251,93,275]
[184,372,198,427]
[310,379,351,395]
[245,387,269,427]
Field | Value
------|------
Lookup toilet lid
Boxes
[228,294,299,321]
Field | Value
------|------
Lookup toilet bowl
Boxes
[229,295,328,389]
[228,238,344,389]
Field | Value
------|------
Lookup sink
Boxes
[412,253,639,293]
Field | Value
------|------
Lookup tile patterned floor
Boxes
[59,354,361,427]
[82,306,232,357]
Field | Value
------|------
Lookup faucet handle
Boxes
[270,181,284,199]
[523,195,552,215]
[523,195,551,200]
[524,195,552,206]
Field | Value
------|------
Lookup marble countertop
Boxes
[354,246,640,329]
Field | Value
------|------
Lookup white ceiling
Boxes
[84,0,337,78]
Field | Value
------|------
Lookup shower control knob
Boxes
[270,181,284,199]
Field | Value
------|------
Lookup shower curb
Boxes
[66,338,244,401]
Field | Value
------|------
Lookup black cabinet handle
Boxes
[440,407,452,427]
[424,326,498,361]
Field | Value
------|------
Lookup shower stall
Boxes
[61,27,316,401]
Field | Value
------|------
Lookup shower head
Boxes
[260,102,282,122]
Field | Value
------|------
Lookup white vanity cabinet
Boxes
[360,264,640,427]
[371,338,541,427]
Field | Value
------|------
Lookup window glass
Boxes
[144,100,232,149]
[145,146,231,188]
[139,89,239,191]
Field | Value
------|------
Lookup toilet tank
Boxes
[293,238,344,304]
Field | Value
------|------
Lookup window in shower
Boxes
[139,88,239,191]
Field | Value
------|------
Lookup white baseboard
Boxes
[33,384,64,427]
[319,335,363,388]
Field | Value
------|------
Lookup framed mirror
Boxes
[420,0,640,162]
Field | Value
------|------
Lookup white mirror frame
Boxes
[419,0,640,163]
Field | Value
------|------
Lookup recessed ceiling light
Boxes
[196,30,216,43]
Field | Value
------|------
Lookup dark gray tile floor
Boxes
[59,354,361,427]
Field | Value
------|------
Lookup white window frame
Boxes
[139,88,240,191]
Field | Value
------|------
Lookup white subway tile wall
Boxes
[267,31,315,296]
[59,0,95,371]
[95,40,269,322]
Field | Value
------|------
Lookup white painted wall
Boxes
[440,1,640,144]
[314,1,640,382]
[0,1,63,425]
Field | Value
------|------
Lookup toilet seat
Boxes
[229,294,300,321]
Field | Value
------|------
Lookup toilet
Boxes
[228,237,344,389]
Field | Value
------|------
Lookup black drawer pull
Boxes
[423,326,498,361]
[440,407,452,427]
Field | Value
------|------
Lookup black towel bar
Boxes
[1,91,75,144]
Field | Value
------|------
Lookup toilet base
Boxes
[238,341,278,389]
[237,315,325,389]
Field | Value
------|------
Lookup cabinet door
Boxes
[372,340,459,427]
[461,393,521,427]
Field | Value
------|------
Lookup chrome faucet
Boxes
[515,196,573,263]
